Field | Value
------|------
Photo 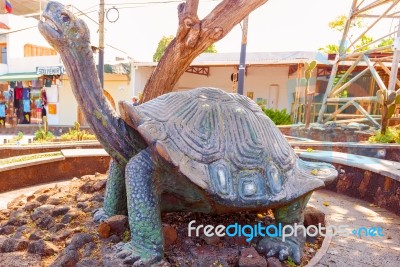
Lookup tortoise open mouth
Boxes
[39,14,60,36]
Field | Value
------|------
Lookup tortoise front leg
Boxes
[116,149,163,266]
[257,193,312,264]
[104,160,128,215]
[94,160,127,222]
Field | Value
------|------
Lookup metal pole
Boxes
[237,16,249,95]
[317,0,358,123]
[381,17,400,133]
[98,0,105,89]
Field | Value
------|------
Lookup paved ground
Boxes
[1,184,399,266]
[0,134,35,145]
[309,189,400,267]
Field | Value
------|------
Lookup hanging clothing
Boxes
[15,87,23,100]
[41,89,48,105]
[0,103,5,117]
[23,88,30,99]
[44,78,52,87]
[35,98,42,108]
[41,104,47,118]
[23,112,30,124]
[23,99,31,112]
[32,80,43,88]
[3,91,10,100]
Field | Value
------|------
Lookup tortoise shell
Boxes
[120,87,336,202]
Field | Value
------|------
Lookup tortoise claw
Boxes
[257,236,302,264]
[115,242,161,266]
[92,207,109,223]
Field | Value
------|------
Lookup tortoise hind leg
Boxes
[257,192,312,264]
[116,149,163,266]
[93,160,127,222]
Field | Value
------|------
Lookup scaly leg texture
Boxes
[116,149,163,266]
[94,160,127,222]
[257,193,312,264]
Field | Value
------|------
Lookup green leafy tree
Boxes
[355,35,374,51]
[318,44,339,54]
[153,35,175,62]
[378,37,394,48]
[153,35,217,62]
[319,15,373,53]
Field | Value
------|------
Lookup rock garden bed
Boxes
[0,173,325,267]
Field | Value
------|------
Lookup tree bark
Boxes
[140,0,268,103]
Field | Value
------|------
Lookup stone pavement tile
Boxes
[310,189,400,267]
[315,254,375,267]
[334,235,398,251]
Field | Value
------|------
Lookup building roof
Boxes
[132,51,330,67]
[0,22,9,30]
[5,0,48,16]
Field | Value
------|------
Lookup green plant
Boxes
[17,131,24,141]
[34,127,55,142]
[285,256,297,267]
[122,230,131,242]
[262,107,292,125]
[9,131,24,143]
[60,121,96,141]
[368,126,400,143]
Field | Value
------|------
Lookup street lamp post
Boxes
[98,0,105,89]
[237,15,249,95]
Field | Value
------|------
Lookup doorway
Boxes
[268,84,279,109]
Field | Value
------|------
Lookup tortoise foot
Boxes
[92,208,109,223]
[115,242,162,266]
[257,236,302,264]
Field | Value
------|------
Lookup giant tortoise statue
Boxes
[114,87,337,265]
[38,2,338,265]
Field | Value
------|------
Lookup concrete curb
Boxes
[0,153,65,172]
[0,149,110,193]
[296,149,400,182]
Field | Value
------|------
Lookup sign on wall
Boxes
[36,66,64,75]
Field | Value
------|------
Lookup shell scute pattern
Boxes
[169,97,224,163]
[125,87,332,202]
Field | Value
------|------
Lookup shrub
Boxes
[368,126,400,143]
[60,121,96,141]
[262,107,292,125]
[10,131,24,143]
[34,128,55,142]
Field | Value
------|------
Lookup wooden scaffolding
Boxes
[317,0,400,129]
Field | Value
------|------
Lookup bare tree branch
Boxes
[141,0,268,103]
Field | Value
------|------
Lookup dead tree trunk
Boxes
[140,0,268,103]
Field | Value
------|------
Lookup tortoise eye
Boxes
[266,163,282,194]
[61,13,70,23]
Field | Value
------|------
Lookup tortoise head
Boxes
[38,1,90,53]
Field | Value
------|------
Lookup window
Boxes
[0,43,6,63]
[1,47,6,64]
[24,44,57,57]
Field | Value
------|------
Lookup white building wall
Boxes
[58,80,78,125]
[103,77,131,114]
[133,64,296,111]
[8,56,61,73]
[132,67,153,96]
[242,65,290,110]
[2,14,52,60]
[58,74,131,125]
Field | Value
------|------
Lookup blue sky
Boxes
[52,1,359,62]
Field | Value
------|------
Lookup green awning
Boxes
[0,72,40,82]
